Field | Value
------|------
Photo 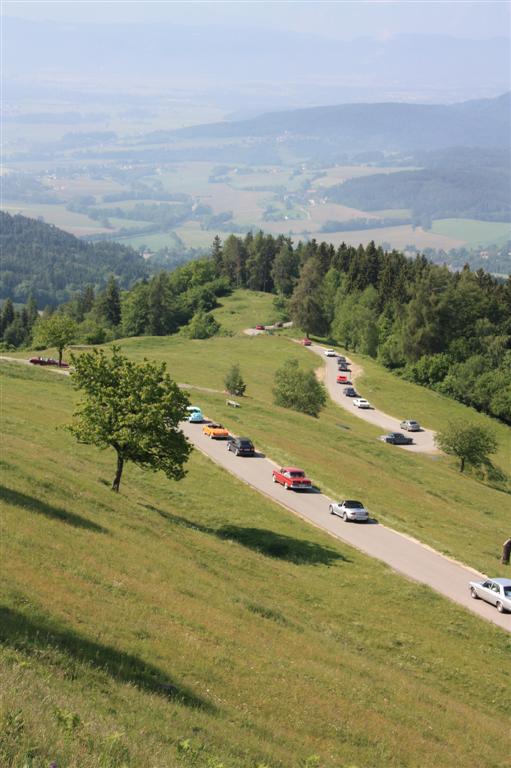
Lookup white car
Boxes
[469,578,511,613]
[324,349,337,357]
[329,500,369,523]
[353,398,371,409]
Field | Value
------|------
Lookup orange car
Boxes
[202,422,229,439]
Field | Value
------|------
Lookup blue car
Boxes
[187,406,204,423]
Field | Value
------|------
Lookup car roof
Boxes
[282,466,304,472]
[486,578,511,586]
[237,436,252,442]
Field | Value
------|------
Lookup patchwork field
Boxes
[431,218,511,248]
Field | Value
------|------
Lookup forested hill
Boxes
[0,212,148,306]
[324,147,511,225]
[174,93,510,151]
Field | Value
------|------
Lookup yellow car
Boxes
[202,422,229,439]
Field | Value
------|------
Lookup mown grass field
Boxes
[1,357,511,768]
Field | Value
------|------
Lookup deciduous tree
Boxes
[225,363,246,396]
[68,347,191,492]
[435,420,497,473]
[32,313,77,365]
[273,358,326,417]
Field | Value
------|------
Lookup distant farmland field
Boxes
[431,218,511,247]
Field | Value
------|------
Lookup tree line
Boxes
[2,229,509,423]
[209,233,511,423]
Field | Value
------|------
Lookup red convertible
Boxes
[272,466,312,490]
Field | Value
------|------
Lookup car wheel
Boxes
[235,449,239,456]
[329,505,334,515]
[272,475,276,483]
[496,601,506,613]
[470,587,479,600]
[342,511,348,522]
[285,484,291,490]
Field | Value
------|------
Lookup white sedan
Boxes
[324,348,337,357]
[469,578,511,613]
[353,398,371,409]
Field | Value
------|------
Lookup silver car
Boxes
[329,499,369,523]
[469,578,511,613]
[400,419,421,432]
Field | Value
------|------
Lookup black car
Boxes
[379,432,413,445]
[343,387,358,397]
[337,363,350,372]
[227,437,255,456]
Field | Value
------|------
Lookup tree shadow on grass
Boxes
[216,525,350,565]
[0,605,215,712]
[1,486,107,533]
[141,504,350,565]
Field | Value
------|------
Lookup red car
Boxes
[336,373,351,384]
[272,466,312,490]
[29,356,69,368]
[300,338,312,346]
[255,324,265,331]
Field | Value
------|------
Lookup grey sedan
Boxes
[469,578,511,613]
[400,419,421,432]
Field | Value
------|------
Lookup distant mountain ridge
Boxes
[4,17,509,105]
[174,93,511,152]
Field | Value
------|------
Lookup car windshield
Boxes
[289,472,304,478]
[408,421,419,425]
[344,500,363,508]
[239,440,252,447]
[503,586,511,597]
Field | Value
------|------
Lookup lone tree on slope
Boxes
[225,363,246,396]
[435,420,497,473]
[68,346,192,492]
[273,357,326,418]
[33,313,77,366]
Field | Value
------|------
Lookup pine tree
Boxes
[98,276,121,327]
[211,235,223,276]
[271,241,300,296]
[1,298,15,335]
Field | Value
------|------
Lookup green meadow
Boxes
[1,352,510,768]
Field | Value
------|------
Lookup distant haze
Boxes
[3,1,509,40]
[3,9,510,111]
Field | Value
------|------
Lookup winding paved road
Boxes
[182,421,510,632]
[308,344,438,454]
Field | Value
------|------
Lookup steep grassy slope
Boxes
[1,360,511,768]
[16,290,510,574]
[65,290,507,576]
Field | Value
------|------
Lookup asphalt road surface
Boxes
[182,421,510,632]
[308,345,438,454]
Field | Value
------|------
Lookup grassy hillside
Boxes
[16,290,510,577]
[2,358,511,768]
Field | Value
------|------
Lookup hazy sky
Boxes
[4,1,510,40]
